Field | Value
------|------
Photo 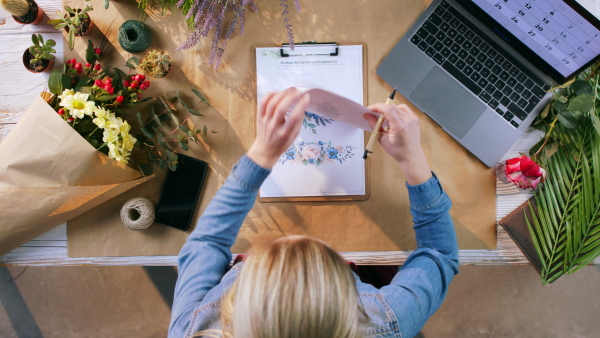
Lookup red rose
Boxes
[504,155,546,189]
[74,63,83,74]
[115,95,124,104]
[94,48,102,55]
[94,64,102,71]
[94,79,103,87]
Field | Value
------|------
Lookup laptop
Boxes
[377,0,600,167]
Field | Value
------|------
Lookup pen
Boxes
[363,88,396,159]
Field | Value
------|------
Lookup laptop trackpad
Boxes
[410,67,485,139]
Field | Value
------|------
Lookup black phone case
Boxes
[155,153,208,231]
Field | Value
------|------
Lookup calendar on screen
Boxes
[473,0,600,77]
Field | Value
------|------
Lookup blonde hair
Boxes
[197,235,362,338]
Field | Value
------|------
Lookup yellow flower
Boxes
[61,92,95,119]
[102,128,118,144]
[92,107,110,128]
[120,133,136,153]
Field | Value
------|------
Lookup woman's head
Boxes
[224,235,361,338]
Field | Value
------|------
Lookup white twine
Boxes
[120,197,155,230]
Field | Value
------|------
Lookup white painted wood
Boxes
[0,0,592,266]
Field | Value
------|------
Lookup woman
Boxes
[169,89,459,338]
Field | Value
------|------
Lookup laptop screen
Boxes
[463,0,600,82]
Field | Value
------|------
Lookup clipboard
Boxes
[253,41,370,203]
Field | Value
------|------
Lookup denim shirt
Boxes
[169,155,459,338]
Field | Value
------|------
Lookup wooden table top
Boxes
[1,0,597,266]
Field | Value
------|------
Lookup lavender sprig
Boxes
[177,0,300,70]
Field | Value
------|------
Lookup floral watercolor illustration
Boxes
[279,141,356,166]
[303,111,333,134]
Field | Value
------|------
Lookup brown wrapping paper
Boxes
[0,96,153,255]
[66,0,496,257]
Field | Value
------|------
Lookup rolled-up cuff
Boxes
[406,172,445,210]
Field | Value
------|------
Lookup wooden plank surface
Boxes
[0,0,597,266]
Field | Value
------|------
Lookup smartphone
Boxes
[155,153,208,231]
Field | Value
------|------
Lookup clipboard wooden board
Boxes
[253,42,370,203]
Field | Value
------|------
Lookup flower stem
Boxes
[96,142,108,150]
[88,126,99,137]
[533,117,558,159]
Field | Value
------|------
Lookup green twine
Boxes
[118,20,151,54]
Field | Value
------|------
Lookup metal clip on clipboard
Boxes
[280,41,339,57]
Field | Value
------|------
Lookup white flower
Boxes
[61,92,95,119]
[58,89,75,102]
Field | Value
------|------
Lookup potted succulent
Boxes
[47,5,94,50]
[139,49,172,78]
[1,0,45,24]
[23,34,56,73]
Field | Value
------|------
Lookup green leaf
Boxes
[176,90,202,116]
[179,139,189,151]
[136,112,146,128]
[67,29,75,51]
[192,89,211,106]
[557,111,578,129]
[540,103,551,119]
[47,19,64,26]
[46,39,56,47]
[571,80,593,95]
[31,34,39,46]
[96,94,118,101]
[203,125,208,137]
[73,78,92,92]
[158,160,167,170]
[169,111,180,126]
[147,108,159,127]
[567,93,594,114]
[179,125,190,133]
[544,141,559,159]
[85,39,96,64]
[48,69,65,94]
[141,126,154,138]
[589,110,600,138]
[125,57,139,70]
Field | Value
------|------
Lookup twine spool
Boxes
[118,20,151,54]
[120,197,155,230]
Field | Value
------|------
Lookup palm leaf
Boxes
[526,122,600,284]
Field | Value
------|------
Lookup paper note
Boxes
[256,45,367,198]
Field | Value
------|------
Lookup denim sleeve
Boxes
[168,155,270,337]
[380,173,459,338]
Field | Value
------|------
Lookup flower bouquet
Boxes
[0,40,212,255]
[499,62,600,284]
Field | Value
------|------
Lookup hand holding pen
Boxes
[363,88,396,159]
[362,94,432,185]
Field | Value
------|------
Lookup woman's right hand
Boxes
[363,103,432,185]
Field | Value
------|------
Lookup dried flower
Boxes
[177,0,300,70]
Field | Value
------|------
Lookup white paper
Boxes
[256,45,367,198]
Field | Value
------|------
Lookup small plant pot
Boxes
[12,0,45,25]
[22,48,54,73]
[64,16,95,37]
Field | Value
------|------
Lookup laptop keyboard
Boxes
[409,0,551,128]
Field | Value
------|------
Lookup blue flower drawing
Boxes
[303,111,334,134]
[279,141,356,166]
